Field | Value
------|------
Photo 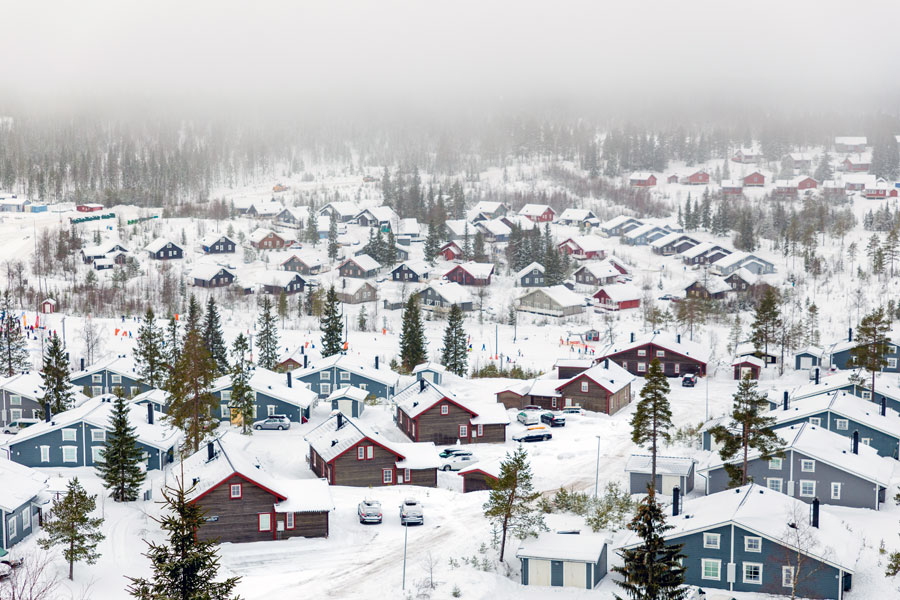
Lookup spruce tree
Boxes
[814,152,833,182]
[425,220,440,264]
[305,203,319,246]
[357,305,368,332]
[472,230,487,262]
[629,359,673,495]
[41,333,72,415]
[164,314,180,373]
[185,294,203,336]
[709,374,782,487]
[751,287,781,365]
[256,296,279,370]
[96,394,146,502]
[850,307,890,399]
[135,307,166,388]
[38,477,105,581]
[399,294,426,373]
[320,286,344,357]
[327,212,339,260]
[462,223,472,261]
[440,304,468,376]
[384,231,398,266]
[483,446,546,562]
[0,290,30,376]
[202,298,229,376]
[167,326,218,454]
[612,493,687,600]
[277,291,288,329]
[230,333,254,434]
[127,477,240,600]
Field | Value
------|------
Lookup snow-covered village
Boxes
[1,2,900,600]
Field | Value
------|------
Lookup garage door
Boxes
[529,559,550,586]
[799,356,812,369]
[563,561,586,588]
[661,475,680,496]
[338,399,354,416]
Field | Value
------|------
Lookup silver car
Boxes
[358,499,382,524]
[399,498,423,526]
[253,415,291,431]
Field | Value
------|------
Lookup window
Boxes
[861,391,872,400]
[890,358,898,369]
[656,350,665,357]
[581,381,589,393]
[744,536,762,552]
[441,404,449,415]
[862,437,872,446]
[800,459,815,472]
[22,508,30,530]
[221,404,230,418]
[809,417,821,427]
[769,457,782,470]
[551,398,557,408]
[477,424,483,436]
[835,419,849,430]
[767,478,783,493]
[359,384,368,391]
[637,349,646,357]
[92,374,102,383]
[743,562,762,584]
[91,429,105,442]
[799,480,816,497]
[320,383,331,395]
[404,468,411,482]
[62,429,77,441]
[258,513,271,531]
[320,371,331,380]
[130,386,139,396]
[10,408,21,421]
[674,363,680,374]
[382,469,393,484]
[7,516,15,540]
[286,512,294,529]
[221,391,232,403]
[62,447,77,463]
[703,533,720,549]
[267,405,276,417]
[637,363,646,373]
[701,559,721,581]
[367,446,374,459]
[111,374,122,384]
[230,484,242,499]
[357,447,365,460]
[9,395,21,405]
[91,446,104,463]
[782,566,795,588]
[831,482,842,500]
[340,372,351,381]
[40,446,49,462]
[459,425,468,438]
[92,386,102,396]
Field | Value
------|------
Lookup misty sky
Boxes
[2,0,899,116]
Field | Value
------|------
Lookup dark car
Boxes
[540,412,566,427]
[512,425,552,442]
[438,447,472,459]
[682,373,698,387]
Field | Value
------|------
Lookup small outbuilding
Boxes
[458,460,500,493]
[732,355,763,380]
[625,454,694,496]
[326,386,369,418]
[517,532,608,589]
[40,298,56,314]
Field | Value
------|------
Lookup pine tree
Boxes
[805,303,820,346]
[327,212,339,260]
[483,446,546,562]
[384,231,398,267]
[230,333,254,434]
[320,286,344,357]
[185,294,203,336]
[256,296,279,370]
[709,375,782,487]
[814,152,833,182]
[127,477,240,600]
[277,291,288,330]
[305,207,319,246]
[164,314,180,374]
[38,477,104,580]
[612,493,687,600]
[850,308,890,400]
[700,189,711,230]
[728,313,743,355]
[357,305,368,332]
[462,223,472,261]
[202,298,229,376]
[0,290,30,376]
[751,287,781,365]
[167,326,218,454]
[683,197,693,231]
[41,333,72,415]
[629,359,672,495]
[425,219,440,263]
[885,228,900,277]
[399,294,426,373]
[96,394,146,502]
[440,304,468,376]
[135,307,166,388]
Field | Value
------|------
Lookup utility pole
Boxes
[594,435,601,498]
[402,521,408,590]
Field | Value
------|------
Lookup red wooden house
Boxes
[842,155,871,172]
[76,203,104,213]
[864,179,889,200]
[558,236,606,260]
[732,148,760,164]
[459,461,500,493]
[439,241,462,261]
[250,228,286,250]
[594,284,641,311]
[731,356,763,380]
[443,262,494,286]
[40,298,56,314]
[668,169,710,185]
[596,331,709,378]
[518,204,556,223]
[796,176,817,191]
[721,180,743,195]
[742,171,765,187]
[629,172,657,187]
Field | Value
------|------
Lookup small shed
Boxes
[794,346,825,371]
[458,460,500,493]
[625,454,694,496]
[731,355,763,380]
[413,362,446,386]
[517,532,608,589]
[40,298,56,314]
[326,386,369,418]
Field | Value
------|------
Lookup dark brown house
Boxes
[553,360,635,415]
[496,379,567,411]
[394,379,508,445]
[305,413,439,487]
[459,462,500,493]
[684,278,731,301]
[597,331,709,378]
[183,434,331,544]
[554,358,594,380]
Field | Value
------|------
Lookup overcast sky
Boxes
[2,1,898,117]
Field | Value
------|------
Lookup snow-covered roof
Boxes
[397,218,420,236]
[326,385,370,402]
[0,371,46,400]
[446,261,494,279]
[625,454,693,477]
[575,261,619,280]
[182,431,285,503]
[517,532,607,563]
[81,242,127,257]
[413,362,447,375]
[622,484,857,572]
[422,280,472,305]
[344,254,381,271]
[601,215,641,230]
[257,270,303,288]
[293,354,399,387]
[470,201,505,214]
[144,238,175,253]
[336,278,376,296]
[596,283,641,302]
[199,233,234,247]
[394,379,460,418]
[458,458,502,479]
[320,201,359,217]
[564,234,605,252]
[679,241,716,259]
[563,360,635,395]
[190,264,233,281]
[524,378,565,398]
[788,152,812,161]
[844,152,872,164]
[0,458,47,512]
[469,403,510,425]
[477,219,512,236]
[557,208,595,222]
[771,390,900,440]
[282,252,325,269]
[720,179,742,188]
[518,203,554,217]
[553,358,594,369]
[600,331,710,364]
[690,276,731,295]
[629,171,654,180]
[443,219,470,238]
[73,355,139,379]
[516,261,545,279]
[521,285,582,308]
[649,232,688,248]
[394,260,431,277]
[248,201,284,215]
[246,367,316,408]
[249,228,280,244]
[711,250,749,269]
[622,223,664,240]
[272,478,334,513]
[835,136,867,146]
[731,355,764,368]
[728,267,758,285]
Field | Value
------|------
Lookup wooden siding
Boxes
[556,378,632,415]
[330,440,399,487]
[274,511,329,539]
[462,471,496,492]
[497,391,525,410]
[400,400,474,445]
[194,474,281,544]
[607,344,706,377]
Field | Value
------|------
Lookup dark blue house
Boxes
[145,238,183,260]
[0,459,47,553]
[70,356,150,398]
[199,234,236,254]
[620,485,856,599]
[391,260,430,283]
[794,346,826,371]
[294,354,398,401]
[210,368,317,425]
[516,262,545,287]
[828,333,900,372]
[4,396,180,470]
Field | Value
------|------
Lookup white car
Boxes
[399,498,424,526]
[441,452,476,471]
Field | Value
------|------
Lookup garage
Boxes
[326,386,368,418]
[517,532,607,589]
[527,559,551,586]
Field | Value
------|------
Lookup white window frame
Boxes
[799,480,816,497]
[862,437,872,446]
[320,371,331,380]
[809,417,821,427]
[701,558,721,581]
[92,386,103,396]
[221,404,230,418]
[637,362,646,373]
[286,512,294,529]
[441,404,449,415]
[230,484,242,499]
[637,349,647,357]
[258,513,271,532]
[10,408,21,421]
[861,391,872,400]
[831,482,841,500]
[889,358,898,369]
[656,350,665,357]
[367,446,374,459]
[359,383,368,391]
[782,566,795,588]
[320,383,331,395]
[91,446,104,463]
[9,394,21,406]
[340,371,351,381]
[766,477,783,493]
[62,428,77,441]
[92,374,102,383]
[743,562,763,585]
[252,405,258,419]
[7,516,15,540]
[769,457,782,470]
[62,446,77,463]
[221,390,232,403]
[382,469,393,484]
[111,374,122,384]
[40,446,49,462]
[459,425,468,438]
[22,507,30,530]
[581,381,589,393]
[357,447,365,460]
[703,533,720,549]
[800,459,815,473]
[835,419,849,431]
[267,405,276,417]
[744,536,762,553]
[91,429,105,442]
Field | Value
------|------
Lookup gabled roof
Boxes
[557,208,597,222]
[599,331,710,364]
[0,371,46,400]
[559,360,635,395]
[199,233,234,247]
[420,280,472,305]
[342,254,381,272]
[726,267,758,285]
[470,201,505,214]
[257,270,304,288]
[771,390,900,440]
[247,201,284,215]
[625,454,693,477]
[81,242,128,257]
[356,205,397,223]
[190,265,234,281]
[249,228,281,244]
[595,283,641,302]
[520,285,582,308]
[281,252,325,269]
[516,261,545,279]
[326,386,370,402]
[443,219,470,237]
[458,458,501,479]
[476,219,511,236]
[392,260,431,277]
[649,232,694,249]
[731,355,764,368]
[563,234,605,252]
[0,458,47,513]
[600,215,642,230]
[145,238,177,253]
[413,362,447,375]
[688,277,731,295]
[394,379,469,419]
[574,261,619,280]
[629,171,655,180]
[835,136,867,145]
[73,355,139,380]
[293,354,399,387]
[517,532,606,563]
[319,201,359,217]
[397,218,420,236]
[518,204,554,217]
[445,261,494,279]
[337,278,376,296]
[711,250,749,269]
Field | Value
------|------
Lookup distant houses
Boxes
[249,228,286,250]
[339,254,381,279]
[416,280,473,313]
[191,265,236,289]
[558,235,605,260]
[593,284,641,311]
[293,354,397,401]
[518,204,556,223]
[0,459,47,553]
[835,136,867,153]
[516,262,545,287]
[629,172,657,187]
[145,238,183,260]
[281,253,325,275]
[259,271,306,296]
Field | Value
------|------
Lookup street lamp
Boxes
[594,435,602,498]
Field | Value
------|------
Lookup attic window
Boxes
[230,484,242,499]
[441,405,449,415]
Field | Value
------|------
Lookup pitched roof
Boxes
[564,234,605,252]
[599,331,710,364]
[596,283,641,302]
[575,261,619,280]
[412,362,447,375]
[520,285,582,308]
[144,238,176,253]
[257,270,304,288]
[629,171,655,180]
[190,265,233,281]
[281,252,325,269]
[477,219,511,236]
[293,354,399,387]
[689,277,731,295]
[326,386,370,402]
[0,458,47,512]
[394,379,466,419]
[199,233,234,247]
[320,201,359,217]
[470,201,505,214]
[835,136,867,145]
[446,262,494,279]
[557,208,596,222]
[249,228,280,244]
[517,532,607,563]
[560,360,635,395]
[420,280,472,305]
[600,215,642,230]
[625,454,694,477]
[516,262,545,279]
[272,478,333,513]
[393,260,431,277]
[343,254,381,272]
[518,204,554,217]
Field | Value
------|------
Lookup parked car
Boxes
[681,373,698,387]
[438,447,472,459]
[658,294,676,301]
[522,405,543,411]
[2,418,39,434]
[358,499,382,524]
[441,452,476,471]
[562,406,584,416]
[253,415,291,431]
[517,411,539,425]
[512,424,552,442]
[540,412,566,427]
[0,562,10,581]
[399,498,424,525]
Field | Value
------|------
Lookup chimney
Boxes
[677,334,681,344]
[852,430,859,454]
[419,379,426,392]
[301,345,305,355]
[80,358,85,370]
[882,397,887,416]
[337,413,344,429]
[286,372,292,388]
[375,356,379,370]
[672,486,680,517]
[604,358,609,368]
[814,368,819,385]
[811,498,820,528]
[207,442,215,461]
[630,332,635,343]
[848,327,853,342]
[303,355,308,369]
[147,403,154,425]
[783,391,789,411]
[44,402,51,422]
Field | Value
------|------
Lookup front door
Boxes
[661,475,680,496]
[550,561,564,587]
